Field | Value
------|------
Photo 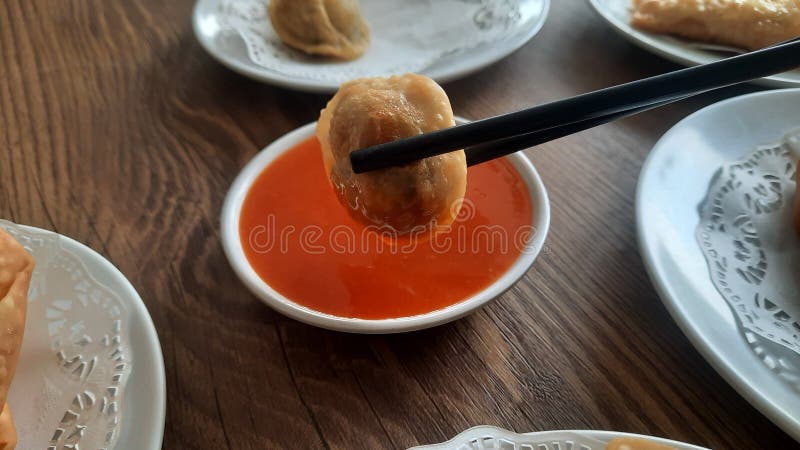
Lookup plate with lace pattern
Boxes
[0,221,165,450]
[410,426,708,449]
[637,89,800,442]
[586,0,800,88]
[192,0,550,92]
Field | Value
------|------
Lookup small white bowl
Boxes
[221,120,550,333]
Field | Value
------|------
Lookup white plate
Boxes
[637,89,800,441]
[587,0,800,88]
[0,222,166,450]
[193,0,550,93]
[410,426,708,449]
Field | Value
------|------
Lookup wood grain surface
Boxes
[0,0,794,448]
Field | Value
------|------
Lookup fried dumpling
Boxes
[0,404,16,450]
[0,228,33,450]
[606,437,677,450]
[317,74,467,234]
[269,0,370,60]
[631,0,800,51]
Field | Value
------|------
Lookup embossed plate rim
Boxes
[4,224,166,450]
[586,0,800,88]
[191,0,551,93]
[410,426,709,449]
[636,89,800,442]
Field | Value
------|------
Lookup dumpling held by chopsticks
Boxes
[316,74,467,234]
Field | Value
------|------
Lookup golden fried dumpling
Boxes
[317,74,467,234]
[0,404,16,450]
[268,0,370,60]
[606,437,677,450]
[631,0,800,51]
[0,228,33,450]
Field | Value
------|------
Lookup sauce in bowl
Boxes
[239,137,534,320]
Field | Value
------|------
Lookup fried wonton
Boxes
[317,74,467,234]
[0,405,15,450]
[269,0,370,60]
[631,0,800,51]
[606,437,677,450]
[0,228,33,450]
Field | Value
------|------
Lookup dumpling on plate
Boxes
[606,437,677,450]
[268,0,370,60]
[316,74,467,234]
[0,228,34,450]
[631,0,800,51]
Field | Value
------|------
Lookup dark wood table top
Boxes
[1,0,794,448]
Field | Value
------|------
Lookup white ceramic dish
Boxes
[637,89,800,441]
[410,426,709,450]
[220,120,550,333]
[0,222,166,450]
[193,0,550,93]
[587,0,800,88]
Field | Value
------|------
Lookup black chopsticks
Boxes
[350,37,800,173]
[463,96,682,167]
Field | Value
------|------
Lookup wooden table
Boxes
[1,1,794,448]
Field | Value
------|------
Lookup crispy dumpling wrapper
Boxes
[0,229,33,450]
[317,74,467,234]
[0,405,15,450]
[268,0,370,60]
[631,0,800,51]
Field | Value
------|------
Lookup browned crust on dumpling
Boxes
[269,0,370,60]
[317,74,467,233]
[631,0,800,51]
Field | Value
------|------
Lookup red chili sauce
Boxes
[239,137,533,319]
